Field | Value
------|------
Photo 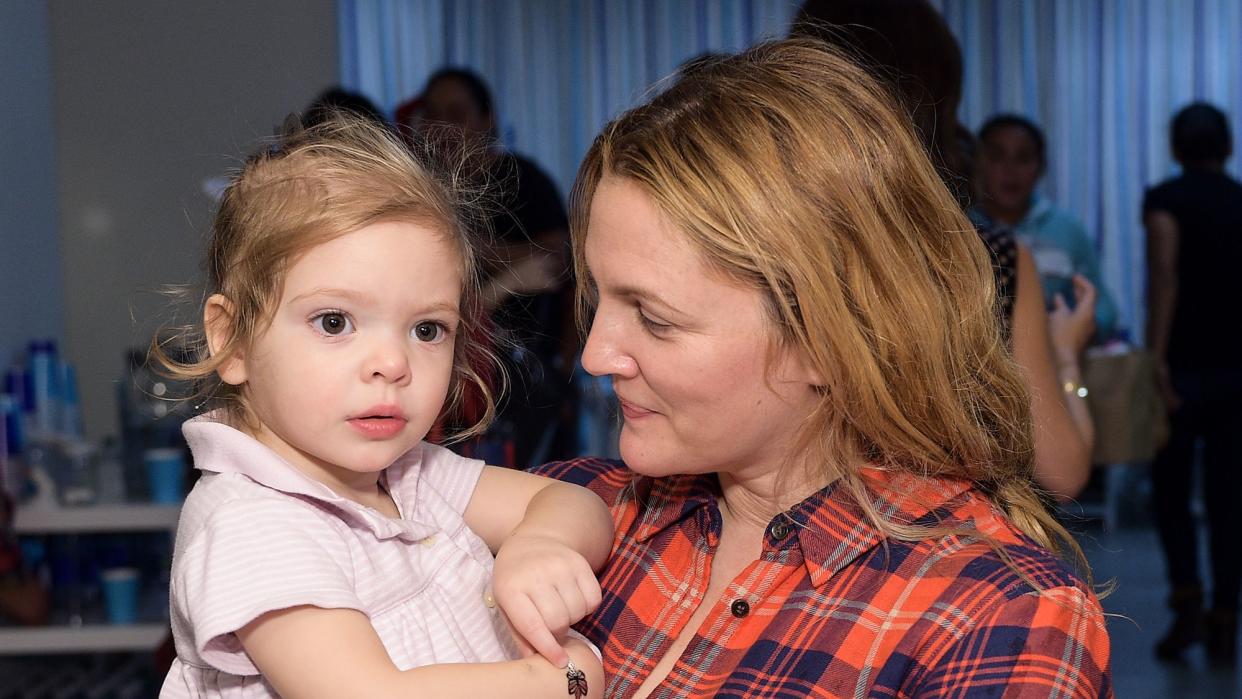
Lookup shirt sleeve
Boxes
[911,586,1112,698]
[173,496,364,676]
[527,458,633,508]
[1142,182,1176,216]
[414,443,486,515]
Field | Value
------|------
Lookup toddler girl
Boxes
[157,115,609,698]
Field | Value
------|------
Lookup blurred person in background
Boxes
[409,68,577,468]
[302,86,388,129]
[972,114,1118,342]
[791,0,1097,501]
[1144,102,1242,665]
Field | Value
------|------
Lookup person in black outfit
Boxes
[415,68,576,469]
[1145,102,1242,665]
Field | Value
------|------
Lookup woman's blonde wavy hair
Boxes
[153,114,501,440]
[571,39,1085,571]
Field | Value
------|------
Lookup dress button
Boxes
[770,521,790,540]
[421,536,436,547]
[730,599,750,618]
[483,590,496,609]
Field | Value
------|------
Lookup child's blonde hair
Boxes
[155,114,500,440]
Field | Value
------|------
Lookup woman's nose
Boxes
[581,311,638,378]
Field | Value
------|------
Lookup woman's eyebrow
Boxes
[608,283,685,317]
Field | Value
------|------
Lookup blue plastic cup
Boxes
[144,447,185,504]
[101,567,140,624]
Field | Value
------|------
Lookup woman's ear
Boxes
[204,294,248,386]
[776,345,826,391]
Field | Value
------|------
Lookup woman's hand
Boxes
[1048,273,1097,363]
[491,533,603,667]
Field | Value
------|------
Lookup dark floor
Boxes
[1071,465,1240,698]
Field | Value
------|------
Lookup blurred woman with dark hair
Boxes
[792,0,1098,502]
[1145,102,1242,665]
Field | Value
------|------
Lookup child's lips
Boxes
[347,415,408,438]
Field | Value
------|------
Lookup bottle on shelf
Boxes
[118,348,192,503]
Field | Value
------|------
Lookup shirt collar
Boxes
[630,473,718,543]
[1019,194,1053,228]
[181,411,437,542]
[627,466,975,587]
[792,470,974,586]
[970,194,1052,233]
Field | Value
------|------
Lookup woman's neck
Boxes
[982,198,1031,227]
[715,465,833,530]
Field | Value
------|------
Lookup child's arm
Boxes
[237,605,603,699]
[464,467,614,665]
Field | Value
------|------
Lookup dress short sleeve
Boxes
[412,443,486,515]
[1143,180,1177,216]
[173,496,364,675]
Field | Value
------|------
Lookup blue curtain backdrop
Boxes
[339,0,797,198]
[341,0,1242,342]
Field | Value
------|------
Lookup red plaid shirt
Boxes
[533,458,1112,698]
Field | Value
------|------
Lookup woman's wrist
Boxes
[1055,358,1087,400]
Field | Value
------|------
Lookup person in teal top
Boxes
[970,114,1118,340]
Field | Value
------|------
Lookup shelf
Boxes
[0,624,168,655]
[14,504,181,534]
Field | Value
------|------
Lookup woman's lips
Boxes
[348,416,408,438]
[619,399,656,420]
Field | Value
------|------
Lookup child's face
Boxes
[227,219,462,484]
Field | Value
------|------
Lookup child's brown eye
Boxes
[412,321,446,343]
[312,312,353,336]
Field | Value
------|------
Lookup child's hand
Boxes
[491,533,603,667]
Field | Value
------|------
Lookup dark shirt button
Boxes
[730,599,750,618]
[770,521,790,540]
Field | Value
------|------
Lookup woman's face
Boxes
[978,124,1042,214]
[580,176,822,482]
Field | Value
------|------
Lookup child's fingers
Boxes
[504,593,567,666]
[578,570,603,614]
[527,585,574,634]
[552,581,590,626]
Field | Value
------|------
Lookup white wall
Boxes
[0,2,64,373]
[48,0,340,439]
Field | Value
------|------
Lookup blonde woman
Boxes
[534,39,1111,697]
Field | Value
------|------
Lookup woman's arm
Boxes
[465,467,613,664]
[237,605,602,699]
[1144,210,1181,410]
[1010,246,1093,500]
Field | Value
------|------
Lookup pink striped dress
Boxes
[160,413,520,697]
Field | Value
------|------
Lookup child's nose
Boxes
[364,337,411,384]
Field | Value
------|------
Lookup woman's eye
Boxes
[412,321,448,343]
[637,309,672,334]
[311,312,354,336]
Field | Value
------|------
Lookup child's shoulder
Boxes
[177,472,343,547]
[385,442,487,517]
